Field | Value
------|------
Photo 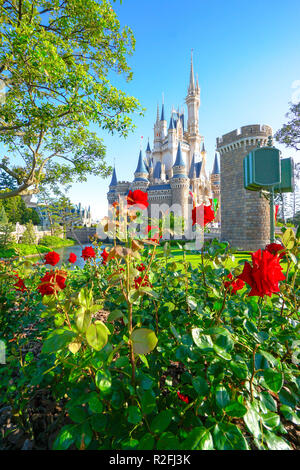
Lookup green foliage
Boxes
[19,221,36,245]
[0,195,40,225]
[0,0,142,198]
[0,228,299,450]
[0,206,14,247]
[38,235,76,248]
[275,101,300,151]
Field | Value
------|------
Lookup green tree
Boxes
[0,206,13,247]
[0,193,40,225]
[20,221,36,244]
[0,0,142,199]
[275,102,300,151]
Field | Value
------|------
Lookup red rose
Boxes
[137,263,146,272]
[224,273,245,295]
[14,275,27,292]
[101,248,109,265]
[145,225,162,244]
[127,190,149,209]
[134,275,152,289]
[81,246,96,261]
[177,391,189,404]
[192,203,215,227]
[265,243,285,260]
[44,251,60,266]
[238,249,285,297]
[68,252,77,264]
[38,270,67,296]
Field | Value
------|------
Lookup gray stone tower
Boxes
[216,125,273,251]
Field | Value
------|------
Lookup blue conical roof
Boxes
[146,140,151,152]
[135,150,147,174]
[161,103,165,121]
[173,142,185,167]
[168,116,174,130]
[212,153,220,174]
[109,167,117,186]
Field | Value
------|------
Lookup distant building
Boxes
[21,196,92,228]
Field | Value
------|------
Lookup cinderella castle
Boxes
[107,53,220,223]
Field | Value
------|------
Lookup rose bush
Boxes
[0,201,299,451]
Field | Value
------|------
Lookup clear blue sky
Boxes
[68,0,300,220]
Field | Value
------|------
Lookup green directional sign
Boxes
[243,147,281,191]
[243,139,294,244]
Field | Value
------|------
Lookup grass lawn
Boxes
[156,246,290,272]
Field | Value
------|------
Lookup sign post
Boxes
[243,136,294,244]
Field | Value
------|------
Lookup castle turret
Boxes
[185,51,202,169]
[132,150,149,192]
[107,167,118,205]
[171,142,189,220]
[217,124,272,250]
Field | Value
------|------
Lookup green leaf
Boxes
[42,329,76,354]
[127,405,142,424]
[282,228,295,249]
[86,321,108,351]
[213,423,249,450]
[280,405,300,425]
[262,412,280,430]
[107,309,124,321]
[215,386,230,408]
[263,369,283,393]
[243,406,261,438]
[192,376,209,396]
[138,433,155,450]
[192,329,213,352]
[157,432,180,450]
[131,328,158,355]
[76,307,91,332]
[53,425,75,450]
[68,406,87,424]
[88,393,103,414]
[225,401,247,418]
[150,410,173,434]
[230,360,248,379]
[181,427,214,450]
[264,431,292,450]
[140,390,157,415]
[95,369,112,393]
[259,392,277,412]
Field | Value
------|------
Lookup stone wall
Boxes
[67,227,97,244]
[217,125,273,251]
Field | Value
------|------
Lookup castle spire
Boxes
[109,167,117,187]
[135,150,147,175]
[146,139,151,152]
[212,153,220,175]
[173,142,185,167]
[168,116,174,130]
[161,93,165,121]
[161,102,165,121]
[188,49,195,92]
[156,103,160,123]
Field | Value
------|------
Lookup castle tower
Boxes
[211,153,221,223]
[107,167,118,205]
[216,124,273,251]
[171,142,190,220]
[185,51,202,169]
